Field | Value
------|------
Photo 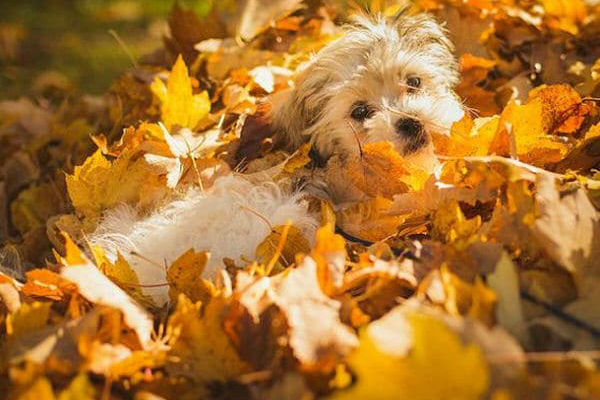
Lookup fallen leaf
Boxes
[150,55,211,131]
[332,312,489,400]
[166,249,217,304]
[346,142,428,199]
[6,301,51,337]
[166,294,252,382]
[59,236,154,349]
[65,149,166,228]
[57,374,96,400]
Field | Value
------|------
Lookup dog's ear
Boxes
[269,67,332,151]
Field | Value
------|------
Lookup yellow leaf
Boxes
[6,301,51,336]
[98,251,156,309]
[13,377,56,400]
[151,55,211,130]
[60,232,88,266]
[311,223,346,294]
[346,142,429,198]
[10,182,66,235]
[336,197,410,242]
[491,98,569,166]
[61,261,154,349]
[57,374,95,400]
[283,142,311,173]
[166,249,217,304]
[166,294,251,382]
[432,201,481,243]
[542,0,586,34]
[255,224,310,274]
[332,313,489,400]
[108,349,167,379]
[65,149,165,227]
[433,115,499,158]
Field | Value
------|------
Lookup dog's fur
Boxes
[271,13,462,162]
[90,14,463,305]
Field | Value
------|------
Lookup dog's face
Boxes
[271,14,463,166]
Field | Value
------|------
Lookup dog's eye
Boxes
[350,102,370,121]
[406,76,421,91]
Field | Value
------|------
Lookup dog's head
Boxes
[270,13,463,165]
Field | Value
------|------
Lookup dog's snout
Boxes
[395,118,422,137]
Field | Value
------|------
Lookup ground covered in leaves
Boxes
[2,0,600,399]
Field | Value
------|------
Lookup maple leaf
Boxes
[166,249,217,304]
[6,301,51,337]
[346,142,429,199]
[11,376,56,400]
[150,55,211,131]
[336,197,415,242]
[93,248,156,309]
[432,115,499,158]
[59,234,154,349]
[490,97,570,166]
[65,149,166,228]
[57,374,96,400]
[166,294,252,383]
[255,224,311,274]
[331,313,490,400]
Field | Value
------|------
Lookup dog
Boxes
[90,13,463,305]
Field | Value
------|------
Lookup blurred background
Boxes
[0,0,213,98]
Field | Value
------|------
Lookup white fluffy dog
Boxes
[91,14,464,304]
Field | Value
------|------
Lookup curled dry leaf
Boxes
[59,235,154,349]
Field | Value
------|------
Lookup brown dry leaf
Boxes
[235,0,304,40]
[168,4,227,60]
[346,142,428,199]
[531,174,600,277]
[527,84,592,135]
[166,249,217,304]
[166,294,252,382]
[456,54,500,117]
[555,122,600,171]
[336,197,412,242]
[342,258,418,319]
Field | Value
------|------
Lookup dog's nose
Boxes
[396,118,422,137]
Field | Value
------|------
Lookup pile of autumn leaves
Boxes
[2,0,600,399]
